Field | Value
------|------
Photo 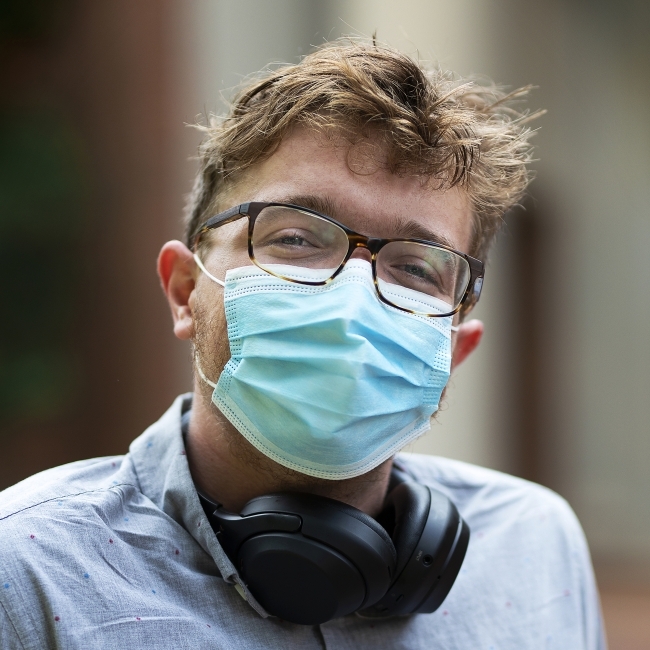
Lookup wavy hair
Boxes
[184,40,541,261]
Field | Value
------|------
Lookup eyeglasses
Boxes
[193,202,484,318]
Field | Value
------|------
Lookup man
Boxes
[0,41,605,648]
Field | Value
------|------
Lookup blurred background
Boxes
[1,0,648,646]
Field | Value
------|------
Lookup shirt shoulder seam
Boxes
[0,483,137,522]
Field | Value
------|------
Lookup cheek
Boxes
[192,286,232,378]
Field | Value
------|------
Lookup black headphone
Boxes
[185,412,469,625]
[198,469,470,625]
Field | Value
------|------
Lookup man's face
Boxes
[191,127,474,385]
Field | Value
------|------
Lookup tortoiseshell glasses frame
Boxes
[192,202,485,318]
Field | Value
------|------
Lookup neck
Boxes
[185,387,393,517]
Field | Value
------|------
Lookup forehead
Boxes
[227,127,474,253]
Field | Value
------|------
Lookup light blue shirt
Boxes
[0,395,606,649]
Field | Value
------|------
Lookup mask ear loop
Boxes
[195,360,217,389]
[193,253,225,287]
[191,342,218,389]
[450,324,459,332]
[190,253,222,389]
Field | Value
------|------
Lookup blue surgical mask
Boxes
[195,259,453,480]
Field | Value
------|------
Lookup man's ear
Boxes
[451,319,484,370]
[157,240,196,341]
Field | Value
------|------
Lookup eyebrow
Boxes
[389,217,457,250]
[270,193,459,251]
[274,194,340,221]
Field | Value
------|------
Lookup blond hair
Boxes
[185,40,540,261]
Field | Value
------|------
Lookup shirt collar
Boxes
[128,393,269,617]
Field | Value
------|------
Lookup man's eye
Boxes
[262,229,321,248]
[401,263,429,279]
[396,262,440,285]
[276,234,310,246]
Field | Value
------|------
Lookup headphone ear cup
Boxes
[379,482,432,576]
[231,493,397,624]
[366,482,468,617]
[239,532,366,624]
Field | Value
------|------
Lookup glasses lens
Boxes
[251,206,348,282]
[376,241,471,315]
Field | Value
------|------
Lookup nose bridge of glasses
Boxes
[347,234,383,261]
